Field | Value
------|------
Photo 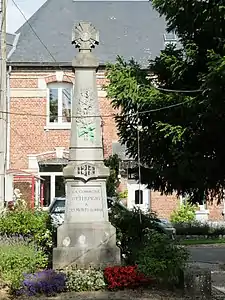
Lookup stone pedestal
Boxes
[184,267,211,299]
[53,22,120,269]
[53,222,120,269]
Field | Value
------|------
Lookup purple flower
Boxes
[16,269,66,296]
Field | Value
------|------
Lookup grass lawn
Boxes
[179,238,225,245]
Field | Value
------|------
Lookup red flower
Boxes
[104,265,152,290]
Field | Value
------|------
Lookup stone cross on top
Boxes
[72,21,99,52]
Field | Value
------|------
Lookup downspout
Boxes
[6,65,11,171]
[6,33,19,171]
[5,33,20,170]
[3,65,12,203]
[4,33,19,203]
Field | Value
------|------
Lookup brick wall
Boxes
[10,96,70,169]
[99,97,118,157]
[151,191,179,219]
[9,69,224,220]
[10,70,117,168]
[208,200,224,221]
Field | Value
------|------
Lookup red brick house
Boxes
[6,0,224,220]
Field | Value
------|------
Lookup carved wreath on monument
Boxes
[72,22,99,50]
[76,89,96,142]
[75,162,96,181]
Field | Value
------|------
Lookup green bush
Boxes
[174,222,209,236]
[137,230,189,286]
[0,239,48,290]
[109,204,163,264]
[170,203,196,223]
[65,267,106,292]
[118,190,128,199]
[174,222,225,237]
[211,226,225,236]
[0,209,54,252]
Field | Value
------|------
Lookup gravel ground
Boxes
[0,289,224,300]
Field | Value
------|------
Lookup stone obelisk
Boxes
[53,22,120,269]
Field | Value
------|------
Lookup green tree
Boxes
[106,0,225,203]
[104,154,121,197]
[170,203,196,224]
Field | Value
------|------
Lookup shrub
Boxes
[0,239,48,290]
[137,230,189,286]
[174,222,210,236]
[109,204,161,264]
[0,209,54,252]
[14,198,28,211]
[65,267,106,292]
[118,190,128,199]
[174,221,225,237]
[170,203,196,223]
[17,269,66,296]
[211,226,225,236]
[104,265,151,290]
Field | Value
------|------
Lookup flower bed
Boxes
[0,202,189,297]
[9,266,153,297]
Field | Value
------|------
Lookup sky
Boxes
[7,0,47,33]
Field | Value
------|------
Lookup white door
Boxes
[127,183,150,212]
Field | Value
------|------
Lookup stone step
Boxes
[212,286,225,299]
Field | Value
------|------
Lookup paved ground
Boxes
[212,272,225,288]
[188,245,225,265]
[11,290,223,300]
[185,245,225,298]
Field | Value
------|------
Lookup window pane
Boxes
[42,176,51,207]
[62,88,72,122]
[49,89,58,123]
[135,190,143,204]
[55,176,65,198]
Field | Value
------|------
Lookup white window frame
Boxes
[127,182,150,212]
[39,171,64,207]
[45,82,73,130]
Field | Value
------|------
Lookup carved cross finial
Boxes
[72,22,99,51]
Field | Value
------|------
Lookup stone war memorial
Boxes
[53,22,121,269]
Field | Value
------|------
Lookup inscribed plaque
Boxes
[67,185,104,221]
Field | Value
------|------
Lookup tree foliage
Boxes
[104,154,121,197]
[170,203,196,224]
[106,0,225,203]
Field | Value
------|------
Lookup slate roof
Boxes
[8,0,168,67]
[0,33,16,58]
